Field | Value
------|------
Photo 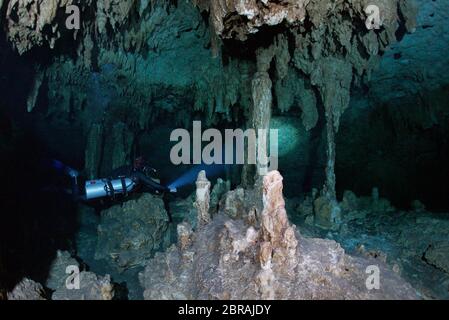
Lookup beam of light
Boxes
[167,163,227,190]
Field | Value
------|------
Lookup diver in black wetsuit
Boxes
[109,156,170,195]
[83,156,176,200]
[45,157,176,222]
[53,156,176,202]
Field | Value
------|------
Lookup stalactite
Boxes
[242,46,275,186]
[193,0,308,41]
[85,123,103,179]
[251,71,272,177]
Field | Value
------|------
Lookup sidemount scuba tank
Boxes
[85,177,136,200]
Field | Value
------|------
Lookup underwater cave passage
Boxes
[0,0,449,302]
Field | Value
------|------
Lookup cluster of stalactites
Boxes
[192,0,309,41]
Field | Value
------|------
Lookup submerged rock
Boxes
[139,171,419,300]
[46,250,80,291]
[170,194,197,228]
[7,278,46,300]
[302,189,449,299]
[313,196,342,230]
[95,194,170,271]
[52,272,114,300]
[219,188,246,219]
[424,244,449,274]
[210,178,231,214]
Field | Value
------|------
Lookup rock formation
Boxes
[193,0,308,41]
[0,2,422,230]
[7,278,46,300]
[95,193,171,271]
[45,250,80,291]
[52,271,114,300]
[210,178,231,214]
[0,0,448,301]
[139,171,419,299]
[5,0,76,54]
[293,188,449,299]
[194,170,212,227]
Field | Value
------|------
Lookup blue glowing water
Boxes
[167,163,227,190]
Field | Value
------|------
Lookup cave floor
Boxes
[71,197,449,300]
[289,204,449,300]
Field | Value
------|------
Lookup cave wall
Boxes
[0,0,448,210]
[334,0,449,210]
[0,0,448,297]
[337,86,449,211]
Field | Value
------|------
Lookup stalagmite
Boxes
[194,170,211,227]
[139,170,419,300]
[260,171,298,269]
[257,170,298,299]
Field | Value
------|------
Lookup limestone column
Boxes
[311,57,352,229]
[242,48,274,187]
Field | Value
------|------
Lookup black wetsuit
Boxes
[110,165,169,194]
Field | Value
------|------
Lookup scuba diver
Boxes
[51,157,177,202]
[84,156,176,200]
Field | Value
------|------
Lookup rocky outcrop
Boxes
[424,244,449,275]
[193,0,309,41]
[45,250,80,291]
[5,0,77,54]
[95,194,171,271]
[52,271,114,300]
[290,189,449,299]
[139,171,419,300]
[7,278,46,300]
